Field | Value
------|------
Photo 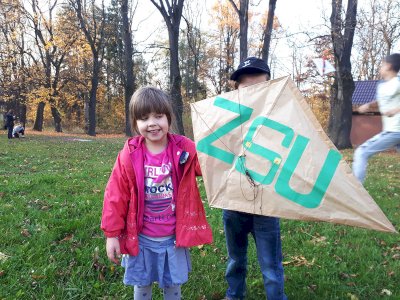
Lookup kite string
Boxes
[237,87,262,202]
[192,98,261,202]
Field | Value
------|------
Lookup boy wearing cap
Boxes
[223,57,287,300]
[353,53,400,183]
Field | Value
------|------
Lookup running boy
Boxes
[353,53,400,183]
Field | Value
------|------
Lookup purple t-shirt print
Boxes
[141,146,176,237]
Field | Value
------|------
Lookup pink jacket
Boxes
[101,133,213,256]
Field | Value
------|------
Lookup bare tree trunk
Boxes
[228,0,249,62]
[70,0,107,136]
[150,0,185,135]
[33,102,46,131]
[121,0,134,137]
[88,59,100,136]
[50,105,62,132]
[169,28,184,134]
[261,0,277,63]
[328,0,358,149]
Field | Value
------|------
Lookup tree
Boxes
[26,0,74,132]
[261,0,277,63]
[0,0,29,126]
[120,0,135,136]
[228,0,249,62]
[150,0,185,135]
[328,0,358,149]
[353,0,400,80]
[206,0,239,94]
[181,2,207,102]
[69,0,107,136]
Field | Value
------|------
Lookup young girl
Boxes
[101,87,213,300]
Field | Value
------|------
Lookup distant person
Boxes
[222,57,287,300]
[5,109,15,139]
[12,123,25,138]
[101,87,212,300]
[353,53,400,183]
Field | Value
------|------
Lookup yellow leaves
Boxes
[310,235,328,246]
[44,40,54,51]
[0,252,11,262]
[282,255,316,267]
[306,94,330,131]
[197,244,206,257]
[347,293,360,300]
[210,0,240,31]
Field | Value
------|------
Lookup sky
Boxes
[130,0,400,81]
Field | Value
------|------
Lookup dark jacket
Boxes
[5,113,14,128]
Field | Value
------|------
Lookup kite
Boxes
[190,76,396,233]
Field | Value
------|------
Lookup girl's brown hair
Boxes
[129,86,175,134]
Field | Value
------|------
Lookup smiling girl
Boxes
[101,87,213,300]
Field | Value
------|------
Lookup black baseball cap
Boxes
[230,57,271,81]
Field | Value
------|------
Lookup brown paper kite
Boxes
[191,76,396,233]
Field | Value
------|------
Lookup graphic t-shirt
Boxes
[141,145,176,237]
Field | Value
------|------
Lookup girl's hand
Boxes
[106,237,121,264]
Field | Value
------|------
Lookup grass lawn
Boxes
[0,131,399,300]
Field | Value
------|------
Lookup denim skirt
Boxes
[121,235,191,288]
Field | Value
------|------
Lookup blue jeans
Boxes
[223,210,287,300]
[353,131,400,183]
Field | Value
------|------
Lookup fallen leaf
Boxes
[340,272,350,279]
[346,293,359,300]
[333,254,342,262]
[392,254,400,260]
[0,252,10,262]
[59,234,74,243]
[21,229,31,237]
[381,289,392,296]
[310,235,328,245]
[283,255,315,267]
[308,284,317,291]
[31,275,46,280]
[98,271,105,281]
[346,282,356,287]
